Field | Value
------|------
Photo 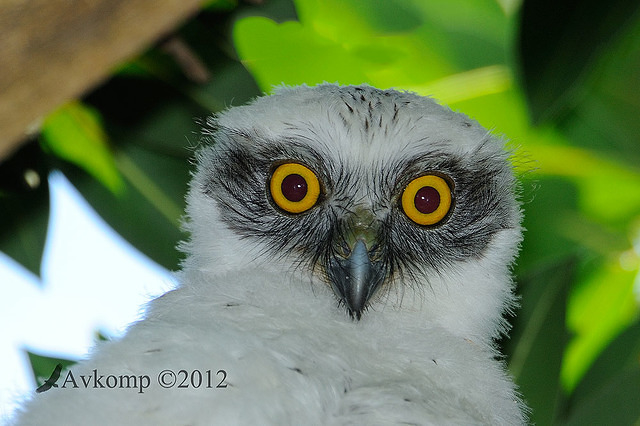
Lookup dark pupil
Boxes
[414,186,440,214]
[281,173,308,202]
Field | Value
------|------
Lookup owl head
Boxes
[182,84,522,344]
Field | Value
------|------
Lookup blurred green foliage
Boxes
[1,0,639,423]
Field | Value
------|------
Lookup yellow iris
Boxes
[401,174,453,226]
[270,163,321,214]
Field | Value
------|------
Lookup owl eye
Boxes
[401,174,453,226]
[270,162,321,214]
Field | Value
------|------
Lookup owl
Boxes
[15,84,527,425]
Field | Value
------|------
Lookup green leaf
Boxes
[563,364,640,425]
[525,142,640,227]
[234,16,371,90]
[0,142,50,278]
[405,65,514,105]
[40,102,124,194]
[406,0,510,69]
[233,0,512,93]
[563,259,639,391]
[560,28,640,168]
[515,177,580,275]
[0,193,49,278]
[31,78,200,271]
[507,258,575,425]
[26,350,76,387]
[295,0,423,35]
[57,143,189,271]
[567,320,640,414]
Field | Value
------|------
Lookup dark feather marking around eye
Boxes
[204,142,340,274]
[374,144,519,283]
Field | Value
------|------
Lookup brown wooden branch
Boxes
[0,0,204,162]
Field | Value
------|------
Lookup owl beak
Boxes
[327,239,385,320]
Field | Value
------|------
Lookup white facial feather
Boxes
[14,84,527,425]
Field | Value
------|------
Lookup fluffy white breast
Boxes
[15,267,525,425]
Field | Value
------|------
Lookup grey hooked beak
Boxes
[327,239,385,320]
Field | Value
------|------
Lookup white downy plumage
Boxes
[15,84,527,425]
